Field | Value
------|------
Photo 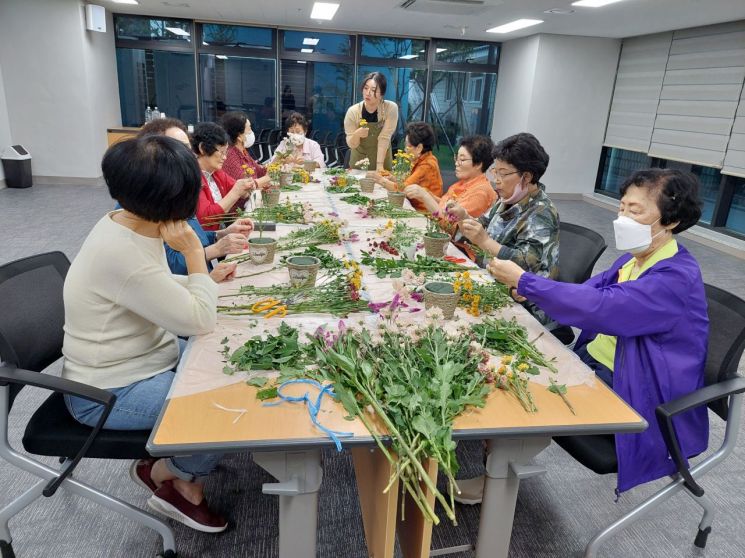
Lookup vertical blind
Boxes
[648,21,745,167]
[603,33,672,153]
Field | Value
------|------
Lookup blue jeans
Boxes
[574,343,614,388]
[65,343,220,482]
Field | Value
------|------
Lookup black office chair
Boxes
[255,128,271,163]
[555,283,745,557]
[0,253,176,558]
[267,128,282,159]
[550,222,607,344]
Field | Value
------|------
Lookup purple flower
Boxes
[411,292,424,302]
[408,308,422,313]
[329,211,339,217]
[368,301,389,313]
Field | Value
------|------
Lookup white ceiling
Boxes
[104,0,745,41]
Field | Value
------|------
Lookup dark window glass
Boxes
[360,36,426,61]
[200,54,277,130]
[115,16,191,43]
[201,24,272,50]
[357,65,426,139]
[280,61,354,136]
[725,176,745,234]
[116,48,197,127]
[428,70,497,171]
[597,148,653,195]
[664,161,721,224]
[283,31,352,56]
[434,40,498,65]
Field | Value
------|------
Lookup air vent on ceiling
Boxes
[399,0,495,16]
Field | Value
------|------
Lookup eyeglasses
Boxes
[215,148,228,158]
[490,169,520,180]
[453,156,473,166]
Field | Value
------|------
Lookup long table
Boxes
[148,172,646,558]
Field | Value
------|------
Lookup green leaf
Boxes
[246,376,269,388]
[256,387,279,400]
[220,337,229,345]
[548,383,567,395]
[222,365,234,376]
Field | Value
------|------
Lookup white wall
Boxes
[0,63,11,186]
[0,0,120,182]
[491,34,621,195]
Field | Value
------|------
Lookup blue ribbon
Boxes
[264,378,354,451]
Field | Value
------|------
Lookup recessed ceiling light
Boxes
[301,48,314,53]
[165,26,190,37]
[544,8,575,14]
[303,37,320,45]
[398,54,419,59]
[111,0,139,4]
[572,0,624,6]
[436,48,447,53]
[216,55,228,60]
[486,19,543,34]
[297,60,307,64]
[310,2,339,20]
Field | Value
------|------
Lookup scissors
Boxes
[251,298,287,319]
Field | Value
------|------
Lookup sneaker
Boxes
[148,481,228,534]
[454,475,484,505]
[129,459,158,493]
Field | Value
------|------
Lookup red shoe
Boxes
[129,459,158,493]
[148,481,228,533]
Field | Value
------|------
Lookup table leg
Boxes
[253,449,323,558]
[475,437,550,558]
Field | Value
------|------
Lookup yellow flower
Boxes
[497,365,507,375]
[501,355,513,364]
[517,363,529,372]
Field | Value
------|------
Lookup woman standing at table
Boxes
[344,72,399,172]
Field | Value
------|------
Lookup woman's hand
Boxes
[209,261,238,283]
[159,221,203,255]
[487,259,525,290]
[459,219,488,246]
[214,233,248,257]
[233,178,256,198]
[403,184,427,201]
[356,127,370,139]
[367,170,385,183]
[221,218,254,237]
[445,201,468,221]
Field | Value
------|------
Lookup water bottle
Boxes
[145,106,152,123]
[152,106,161,120]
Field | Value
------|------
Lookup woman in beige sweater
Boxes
[344,71,399,171]
[62,136,228,533]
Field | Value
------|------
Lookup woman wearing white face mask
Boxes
[478,169,709,502]
[271,112,325,169]
[220,111,271,187]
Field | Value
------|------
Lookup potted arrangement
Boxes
[423,281,460,319]
[248,217,277,265]
[264,162,282,207]
[303,160,317,173]
[423,212,450,258]
[387,149,413,207]
[286,255,321,288]
[356,158,374,193]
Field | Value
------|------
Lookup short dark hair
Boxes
[137,117,187,138]
[103,136,202,222]
[405,122,435,153]
[459,135,495,173]
[360,72,387,97]
[285,111,308,133]
[191,122,228,156]
[620,169,702,234]
[492,133,550,184]
[219,111,248,144]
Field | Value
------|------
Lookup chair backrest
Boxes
[0,252,70,410]
[557,222,607,284]
[703,284,745,419]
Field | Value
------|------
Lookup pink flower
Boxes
[410,292,424,303]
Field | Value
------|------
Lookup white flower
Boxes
[425,306,445,323]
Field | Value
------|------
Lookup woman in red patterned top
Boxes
[219,112,271,189]
[192,122,257,231]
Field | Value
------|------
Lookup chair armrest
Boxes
[0,363,116,497]
[656,377,745,497]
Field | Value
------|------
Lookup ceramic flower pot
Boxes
[423,281,459,319]
[262,189,281,207]
[388,191,406,207]
[423,232,450,258]
[247,237,277,265]
[286,255,321,288]
[359,177,375,193]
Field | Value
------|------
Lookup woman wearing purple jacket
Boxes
[484,168,709,497]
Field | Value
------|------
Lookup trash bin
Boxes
[1,145,33,188]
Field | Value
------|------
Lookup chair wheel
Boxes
[694,527,711,548]
[157,551,177,558]
[0,541,16,558]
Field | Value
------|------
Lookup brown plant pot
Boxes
[279,172,292,187]
[423,281,459,320]
[303,161,317,173]
[423,232,450,258]
[248,237,277,265]
[262,189,281,207]
[286,256,321,288]
[359,177,375,193]
[388,191,406,207]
